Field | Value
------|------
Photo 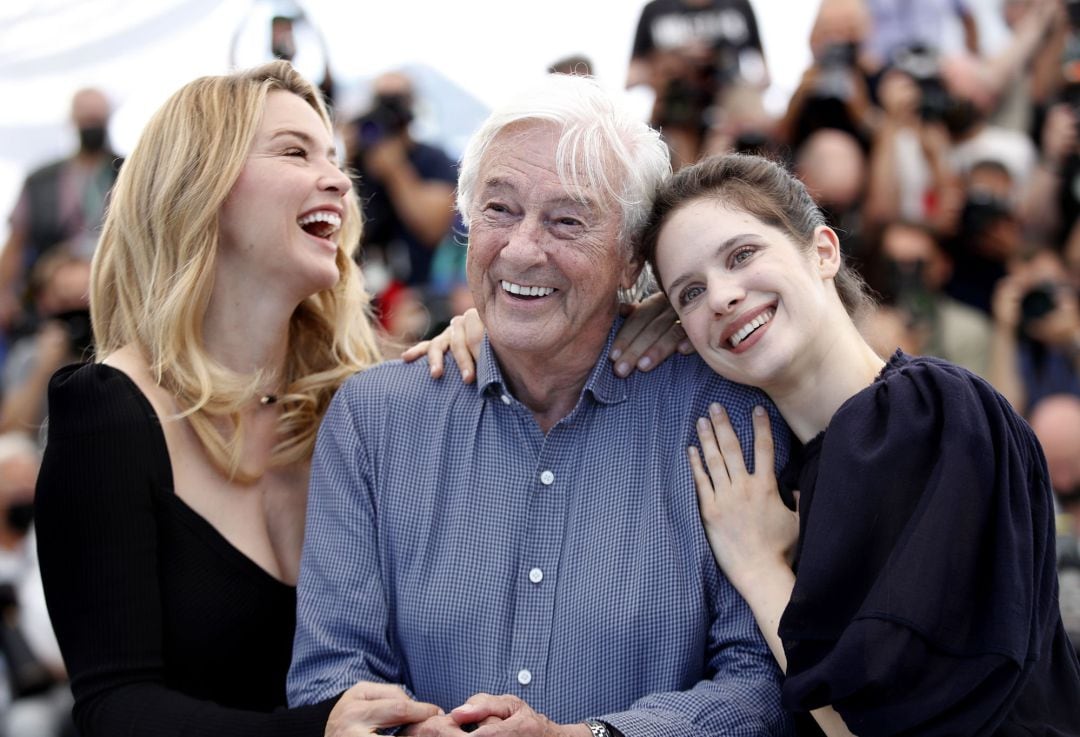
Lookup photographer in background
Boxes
[626,0,768,168]
[989,247,1080,414]
[347,70,457,290]
[0,432,73,737]
[0,88,120,345]
[864,219,994,376]
[0,254,92,442]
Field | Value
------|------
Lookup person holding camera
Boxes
[0,253,92,441]
[626,0,769,168]
[989,247,1080,414]
[347,70,457,290]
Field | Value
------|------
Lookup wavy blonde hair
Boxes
[91,60,380,483]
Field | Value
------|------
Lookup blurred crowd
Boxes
[0,0,1079,733]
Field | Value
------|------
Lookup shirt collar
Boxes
[476,315,629,407]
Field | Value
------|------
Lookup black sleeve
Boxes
[778,358,1059,736]
[630,0,659,60]
[34,363,335,737]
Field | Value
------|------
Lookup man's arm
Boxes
[363,138,456,250]
[288,379,405,705]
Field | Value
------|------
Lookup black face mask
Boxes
[1059,485,1080,507]
[6,503,33,534]
[78,125,107,153]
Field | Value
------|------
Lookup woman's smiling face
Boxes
[655,198,837,390]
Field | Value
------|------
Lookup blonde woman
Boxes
[33,62,440,737]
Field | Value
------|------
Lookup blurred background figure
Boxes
[1027,393,1080,656]
[627,0,769,167]
[793,127,868,259]
[864,219,993,376]
[0,254,92,442]
[346,70,458,302]
[0,432,73,737]
[0,88,119,351]
[989,247,1080,415]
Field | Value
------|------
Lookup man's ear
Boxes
[814,226,842,279]
[621,256,645,291]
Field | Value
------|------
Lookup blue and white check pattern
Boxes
[288,319,794,736]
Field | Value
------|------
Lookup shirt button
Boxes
[517,668,532,685]
[539,470,555,485]
[500,394,512,405]
[528,567,544,584]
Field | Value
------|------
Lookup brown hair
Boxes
[636,152,874,321]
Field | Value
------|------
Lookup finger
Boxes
[617,312,683,375]
[610,292,668,362]
[451,694,515,724]
[401,340,432,363]
[677,337,695,355]
[349,698,442,728]
[708,403,748,478]
[695,415,732,489]
[688,446,718,510]
[347,681,411,701]
[425,326,449,379]
[447,317,477,384]
[750,406,774,476]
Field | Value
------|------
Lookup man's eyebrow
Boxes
[269,129,337,159]
[479,177,599,211]
[665,233,753,294]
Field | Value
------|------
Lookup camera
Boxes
[352,94,413,150]
[54,308,94,358]
[959,190,1011,240]
[812,42,858,103]
[891,43,951,122]
[1020,282,1059,325]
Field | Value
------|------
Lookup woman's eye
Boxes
[679,285,704,306]
[731,246,755,265]
[284,147,307,158]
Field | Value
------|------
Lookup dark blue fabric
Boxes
[778,351,1080,736]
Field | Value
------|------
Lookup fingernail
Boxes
[697,417,709,429]
[753,405,765,416]
[710,402,724,418]
[611,347,622,361]
[637,356,652,370]
[615,361,630,376]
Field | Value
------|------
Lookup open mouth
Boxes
[501,280,556,299]
[728,308,774,348]
[298,211,342,240]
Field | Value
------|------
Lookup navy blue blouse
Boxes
[778,351,1080,736]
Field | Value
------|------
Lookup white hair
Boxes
[456,73,672,259]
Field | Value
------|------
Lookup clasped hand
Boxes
[328,686,587,737]
[689,403,798,593]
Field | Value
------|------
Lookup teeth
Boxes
[729,309,774,348]
[501,280,555,297]
[297,211,342,231]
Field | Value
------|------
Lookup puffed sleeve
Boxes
[34,363,334,736]
[778,356,1059,736]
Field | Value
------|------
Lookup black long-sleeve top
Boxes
[34,362,336,736]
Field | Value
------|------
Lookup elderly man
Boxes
[288,74,792,736]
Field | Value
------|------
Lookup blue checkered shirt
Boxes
[288,319,794,736]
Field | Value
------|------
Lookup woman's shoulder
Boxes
[832,350,1018,441]
[47,359,159,438]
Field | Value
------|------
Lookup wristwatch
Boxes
[584,720,611,737]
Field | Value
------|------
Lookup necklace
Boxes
[259,394,278,406]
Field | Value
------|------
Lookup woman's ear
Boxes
[813,226,842,279]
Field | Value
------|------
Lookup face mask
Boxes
[78,125,107,153]
[6,502,34,534]
[1059,484,1080,507]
